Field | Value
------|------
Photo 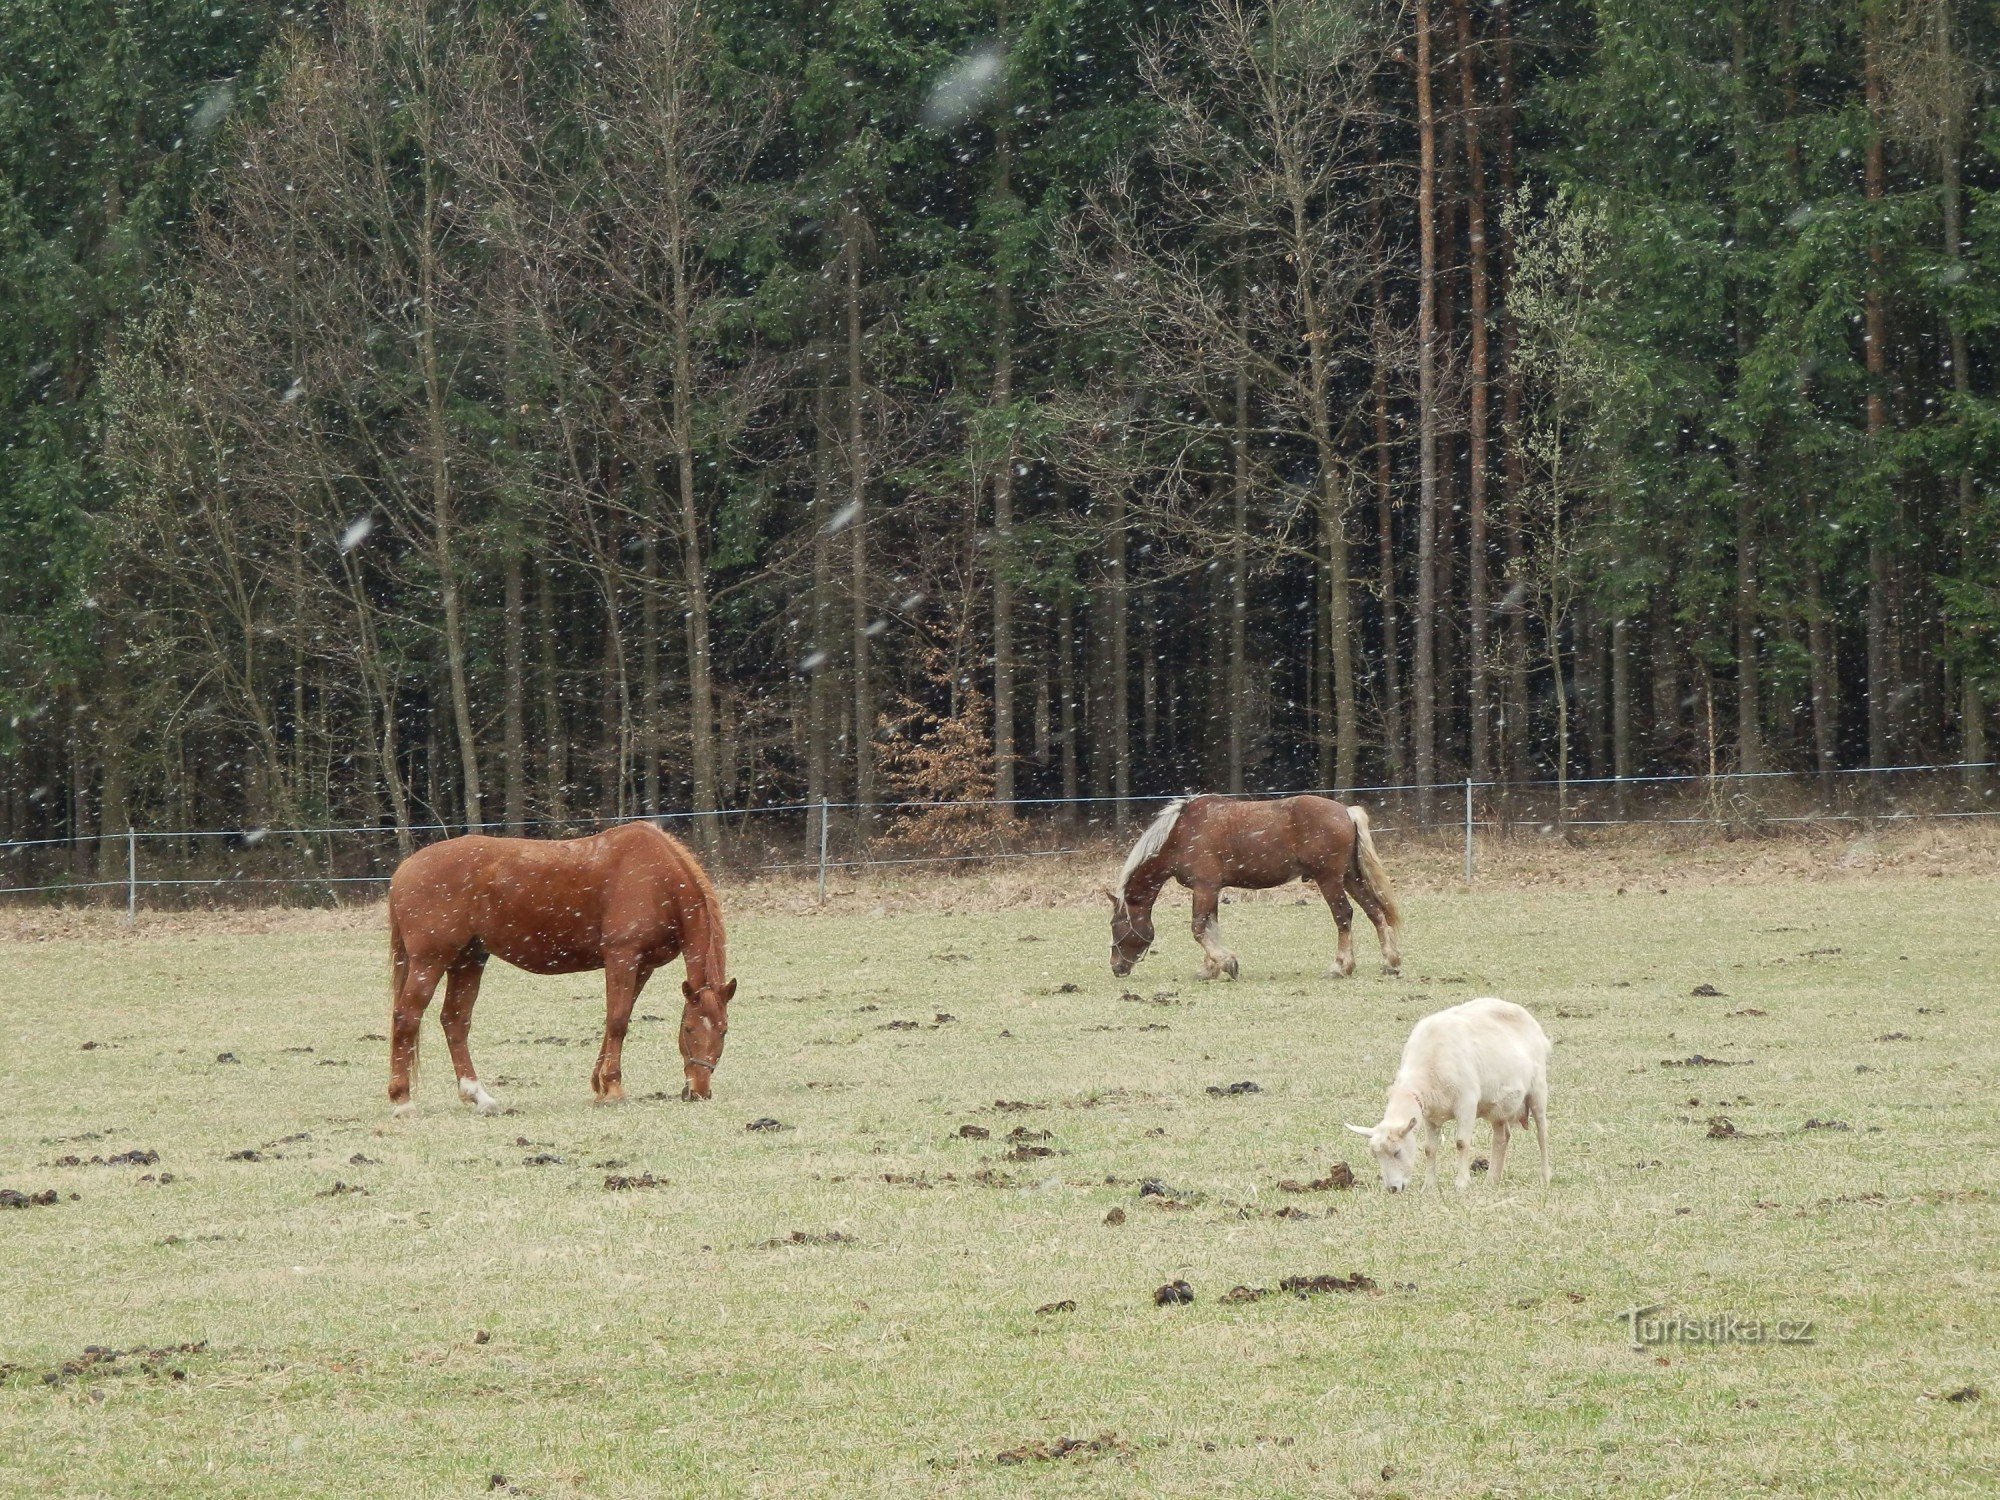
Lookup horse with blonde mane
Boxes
[385,821,735,1113]
[1106,795,1400,980]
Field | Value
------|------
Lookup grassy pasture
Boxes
[1,865,1996,1497]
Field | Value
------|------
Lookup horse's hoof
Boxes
[473,1098,504,1117]
[1381,964,1402,978]
[391,1102,417,1119]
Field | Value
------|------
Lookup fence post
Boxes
[817,799,830,904]
[126,825,137,924]
[1463,779,1474,886]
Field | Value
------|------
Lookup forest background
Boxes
[3,0,1997,860]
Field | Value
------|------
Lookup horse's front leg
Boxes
[592,950,647,1102]
[1190,885,1239,981]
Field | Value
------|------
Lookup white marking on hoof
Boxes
[392,1102,417,1119]
[458,1076,500,1114]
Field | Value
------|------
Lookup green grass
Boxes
[1,875,1996,1497]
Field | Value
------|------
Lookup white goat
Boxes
[1347,997,1550,1191]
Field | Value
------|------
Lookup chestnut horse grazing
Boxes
[1107,795,1400,980]
[386,821,735,1114]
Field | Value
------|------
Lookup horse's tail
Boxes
[389,900,409,1014]
[1348,804,1401,931]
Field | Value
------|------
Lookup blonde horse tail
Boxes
[1348,804,1401,932]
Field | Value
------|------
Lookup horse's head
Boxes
[678,977,736,1101]
[1105,888,1154,976]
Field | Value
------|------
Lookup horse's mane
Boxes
[1115,798,1186,903]
[636,820,722,914]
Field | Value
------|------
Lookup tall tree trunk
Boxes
[1805,554,1839,778]
[1649,582,1681,766]
[670,242,718,840]
[640,526,662,815]
[94,663,129,878]
[1058,591,1078,825]
[1323,473,1358,792]
[1937,6,1983,778]
[1413,0,1440,811]
[1862,19,1891,769]
[1733,466,1762,772]
[1454,0,1492,785]
[991,82,1018,809]
[1611,613,1632,812]
[537,558,567,823]
[845,210,876,820]
[1730,16,1763,775]
[601,539,631,819]
[1495,0,1529,787]
[1109,483,1131,824]
[412,114,481,832]
[809,351,835,807]
[503,547,527,829]
[1370,181,1403,780]
[1229,277,1251,793]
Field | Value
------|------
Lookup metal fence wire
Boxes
[4,761,1997,915]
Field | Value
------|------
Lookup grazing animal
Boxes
[1348,997,1550,1191]
[1106,794,1400,981]
[385,821,735,1114]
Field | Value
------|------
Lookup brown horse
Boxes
[385,820,735,1114]
[1106,794,1400,980]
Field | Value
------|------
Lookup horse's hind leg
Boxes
[1190,885,1239,981]
[1345,869,1400,974]
[1314,874,1356,977]
[388,955,447,1116]
[440,957,500,1115]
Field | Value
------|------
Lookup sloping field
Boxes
[1,869,1995,1496]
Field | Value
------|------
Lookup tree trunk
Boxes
[1730,16,1763,776]
[537,558,567,823]
[1229,277,1251,794]
[845,211,876,820]
[640,527,661,816]
[991,105,1018,808]
[1938,8,1983,779]
[1413,0,1440,811]
[1058,591,1079,825]
[809,350,835,807]
[1649,583,1680,766]
[1862,20,1891,770]
[1733,465,1762,772]
[1454,0,1492,784]
[601,540,631,819]
[670,242,719,841]
[433,509,482,832]
[1495,0,1529,788]
[1805,557,1839,778]
[1611,613,1632,813]
[1323,472,1358,792]
[1109,483,1131,824]
[503,547,527,829]
[1371,182,1402,780]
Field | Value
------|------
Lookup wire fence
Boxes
[4,760,1997,914]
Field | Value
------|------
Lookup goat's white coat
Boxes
[1349,997,1550,1190]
